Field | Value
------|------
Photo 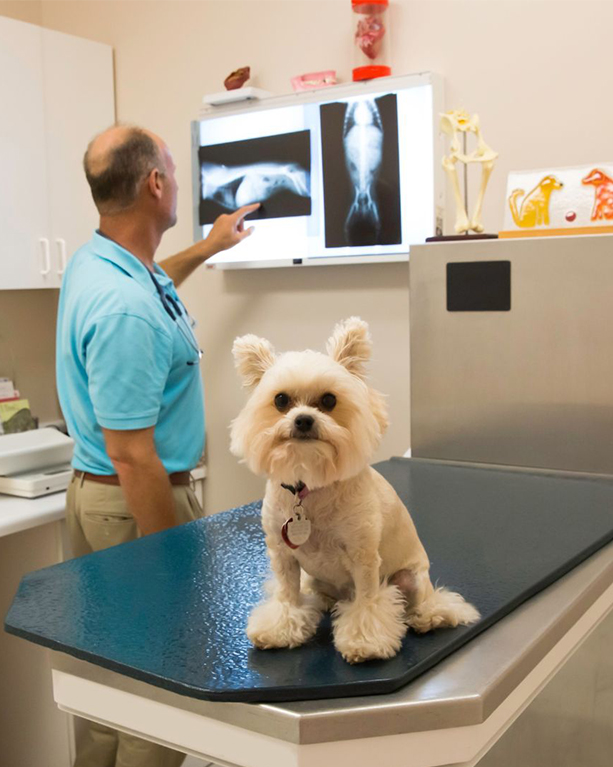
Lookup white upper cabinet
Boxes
[0,18,51,289]
[42,29,115,284]
[0,18,114,289]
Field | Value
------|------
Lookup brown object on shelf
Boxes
[224,66,251,91]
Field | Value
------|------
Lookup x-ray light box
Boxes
[192,73,444,269]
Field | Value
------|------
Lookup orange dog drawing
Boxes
[508,175,563,228]
[582,169,613,221]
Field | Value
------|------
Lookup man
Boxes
[56,124,257,767]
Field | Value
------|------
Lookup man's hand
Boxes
[159,203,260,287]
[203,203,260,254]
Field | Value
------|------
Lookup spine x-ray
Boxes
[199,131,311,225]
[320,94,402,248]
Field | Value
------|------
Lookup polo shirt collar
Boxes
[91,230,172,294]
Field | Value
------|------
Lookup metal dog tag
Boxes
[281,510,311,548]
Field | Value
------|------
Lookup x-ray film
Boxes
[199,131,311,225]
[320,94,402,248]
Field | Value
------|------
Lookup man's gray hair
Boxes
[83,126,164,215]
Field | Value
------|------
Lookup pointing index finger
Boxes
[233,203,260,223]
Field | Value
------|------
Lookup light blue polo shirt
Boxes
[56,231,205,474]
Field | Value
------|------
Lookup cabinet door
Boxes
[0,18,53,289]
[42,29,115,284]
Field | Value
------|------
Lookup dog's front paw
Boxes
[247,595,323,650]
[332,585,407,663]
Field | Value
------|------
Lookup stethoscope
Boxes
[149,271,203,366]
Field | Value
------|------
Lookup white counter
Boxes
[0,490,66,538]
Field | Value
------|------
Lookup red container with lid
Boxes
[352,0,391,81]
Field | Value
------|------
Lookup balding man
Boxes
[56,125,257,767]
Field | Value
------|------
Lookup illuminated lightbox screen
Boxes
[194,77,438,268]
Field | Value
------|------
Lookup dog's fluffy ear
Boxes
[326,317,372,379]
[232,334,275,388]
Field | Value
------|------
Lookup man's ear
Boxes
[232,334,276,388]
[325,317,372,379]
[147,168,163,200]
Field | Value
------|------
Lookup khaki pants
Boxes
[66,474,203,767]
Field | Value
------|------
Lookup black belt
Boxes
[73,470,191,486]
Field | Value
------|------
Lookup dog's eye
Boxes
[274,393,290,411]
[320,393,336,411]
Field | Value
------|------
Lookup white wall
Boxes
[29,0,613,513]
[0,289,61,424]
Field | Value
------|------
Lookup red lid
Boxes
[352,0,389,6]
[352,65,391,81]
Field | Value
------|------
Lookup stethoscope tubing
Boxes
[149,270,203,363]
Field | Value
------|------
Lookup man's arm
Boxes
[160,203,259,287]
[103,426,176,535]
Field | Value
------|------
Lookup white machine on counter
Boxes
[0,428,74,498]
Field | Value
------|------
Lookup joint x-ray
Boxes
[198,131,311,225]
[201,161,310,210]
[320,94,402,248]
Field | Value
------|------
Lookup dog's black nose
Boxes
[294,414,314,433]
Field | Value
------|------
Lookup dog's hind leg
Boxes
[405,569,480,633]
[389,568,420,608]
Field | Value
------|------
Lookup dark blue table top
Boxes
[6,458,613,702]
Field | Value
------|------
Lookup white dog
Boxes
[230,318,479,663]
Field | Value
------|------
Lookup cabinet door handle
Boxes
[39,237,51,276]
[56,238,67,275]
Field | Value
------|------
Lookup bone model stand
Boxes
[441,110,498,234]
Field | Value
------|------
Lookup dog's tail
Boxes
[406,586,480,634]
